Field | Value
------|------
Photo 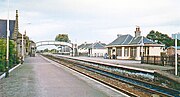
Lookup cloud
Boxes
[0,0,180,47]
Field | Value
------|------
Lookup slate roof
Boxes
[78,44,84,49]
[78,43,92,49]
[78,42,106,49]
[129,36,155,45]
[91,42,106,49]
[108,34,156,46]
[108,34,133,45]
[0,19,15,39]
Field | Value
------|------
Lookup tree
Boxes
[55,34,70,42]
[146,30,175,48]
[146,30,156,42]
[50,49,57,53]
[44,48,49,52]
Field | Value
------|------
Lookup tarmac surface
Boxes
[0,55,127,97]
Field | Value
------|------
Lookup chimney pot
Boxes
[117,34,122,37]
[135,26,141,37]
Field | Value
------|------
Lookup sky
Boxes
[0,0,180,49]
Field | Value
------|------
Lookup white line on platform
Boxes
[41,55,130,97]
[0,63,22,80]
[23,63,53,64]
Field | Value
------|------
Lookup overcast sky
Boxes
[0,0,180,48]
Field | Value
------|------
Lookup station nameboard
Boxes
[172,33,180,40]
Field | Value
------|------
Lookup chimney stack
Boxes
[84,42,87,45]
[135,26,141,37]
[117,34,122,38]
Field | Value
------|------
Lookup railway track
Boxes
[43,54,180,97]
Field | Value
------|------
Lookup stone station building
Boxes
[106,26,165,60]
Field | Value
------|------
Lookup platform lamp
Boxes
[21,31,24,62]
[174,33,178,76]
[21,23,31,62]
[5,0,10,78]
[140,36,144,57]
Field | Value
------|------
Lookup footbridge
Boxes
[35,40,78,56]
[36,40,73,48]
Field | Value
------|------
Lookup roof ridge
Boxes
[79,44,86,49]
[98,42,105,48]
[122,34,129,45]
[138,36,143,44]
[128,35,134,44]
[134,36,139,40]
[92,42,96,48]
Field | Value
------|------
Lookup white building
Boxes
[78,42,107,57]
[106,26,165,60]
[57,45,71,55]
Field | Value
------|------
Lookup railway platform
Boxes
[0,54,127,97]
[55,55,180,83]
[56,55,174,71]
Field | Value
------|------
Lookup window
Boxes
[108,48,112,55]
[130,47,137,57]
[117,47,122,56]
[124,47,129,57]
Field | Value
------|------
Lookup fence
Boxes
[141,55,180,66]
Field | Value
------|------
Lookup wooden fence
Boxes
[141,55,180,66]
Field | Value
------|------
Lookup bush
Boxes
[0,39,19,71]
[0,64,5,72]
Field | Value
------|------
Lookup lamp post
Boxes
[175,33,178,76]
[5,0,10,78]
[21,23,31,62]
[141,36,144,57]
[21,32,24,62]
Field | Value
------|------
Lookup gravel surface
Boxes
[0,55,126,97]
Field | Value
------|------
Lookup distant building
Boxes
[29,40,36,57]
[57,45,71,55]
[106,26,165,60]
[167,46,180,56]
[78,42,107,57]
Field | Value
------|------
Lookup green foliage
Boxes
[0,39,6,72]
[146,30,176,48]
[50,49,57,53]
[0,64,5,72]
[44,48,49,52]
[0,39,17,72]
[55,34,70,42]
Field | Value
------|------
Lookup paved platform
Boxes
[0,55,127,97]
[56,55,174,71]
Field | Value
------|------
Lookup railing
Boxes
[141,55,180,66]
